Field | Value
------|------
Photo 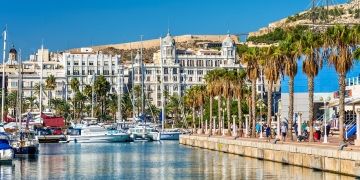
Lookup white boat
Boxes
[160,129,181,140]
[67,125,131,143]
[128,125,160,141]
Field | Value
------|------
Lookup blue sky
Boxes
[0,0,347,57]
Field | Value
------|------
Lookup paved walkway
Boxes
[192,133,360,151]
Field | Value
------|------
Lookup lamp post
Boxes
[355,109,360,146]
[276,113,281,139]
[232,115,237,137]
[222,108,225,136]
[320,96,331,143]
[257,99,265,139]
[245,114,249,137]
[212,116,217,136]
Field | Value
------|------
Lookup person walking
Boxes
[281,123,287,142]
[265,124,271,142]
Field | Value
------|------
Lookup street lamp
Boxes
[257,99,265,139]
[232,115,237,137]
[320,96,331,143]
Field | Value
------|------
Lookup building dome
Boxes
[9,45,17,54]
[222,34,234,47]
[162,32,175,46]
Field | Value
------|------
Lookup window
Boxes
[188,70,194,75]
[173,85,178,91]
[73,70,80,75]
[198,77,202,82]
[189,77,193,82]
[82,70,85,75]
[146,70,152,75]
[89,62,94,66]
[104,70,109,75]
[164,76,168,82]
[164,68,168,74]
[82,62,85,66]
[67,71,70,75]
[173,68,177,74]
[74,62,79,66]
[197,70,203,75]
[67,62,70,66]
[11,82,17,87]
[146,76,151,81]
[173,76,177,82]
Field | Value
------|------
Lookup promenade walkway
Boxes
[192,133,360,151]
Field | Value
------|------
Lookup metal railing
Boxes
[346,76,360,86]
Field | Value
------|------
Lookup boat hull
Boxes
[13,145,39,155]
[37,135,68,143]
[160,132,180,140]
[130,132,160,141]
[68,134,132,143]
[0,149,13,161]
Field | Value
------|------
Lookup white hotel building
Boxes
[132,33,241,107]
[63,49,124,99]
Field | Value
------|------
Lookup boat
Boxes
[11,131,39,155]
[0,132,14,162]
[160,129,181,140]
[128,124,160,141]
[67,125,131,143]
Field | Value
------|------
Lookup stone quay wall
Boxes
[180,135,360,177]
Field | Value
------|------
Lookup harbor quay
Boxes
[180,134,360,177]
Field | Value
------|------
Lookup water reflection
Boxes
[0,141,355,179]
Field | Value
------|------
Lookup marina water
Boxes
[0,141,353,179]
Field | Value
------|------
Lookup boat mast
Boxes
[130,43,136,121]
[140,35,145,124]
[160,37,165,131]
[39,44,44,114]
[1,26,7,123]
[17,48,23,128]
[117,61,122,123]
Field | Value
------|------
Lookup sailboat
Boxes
[158,35,180,140]
[11,45,39,155]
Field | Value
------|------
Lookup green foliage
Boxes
[247,28,287,44]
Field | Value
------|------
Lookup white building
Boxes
[63,48,123,99]
[132,33,240,107]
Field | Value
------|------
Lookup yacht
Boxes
[160,129,181,140]
[128,124,160,141]
[67,125,131,143]
[11,131,39,155]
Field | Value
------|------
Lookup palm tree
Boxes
[242,47,263,138]
[25,96,38,112]
[324,25,359,142]
[7,91,17,117]
[45,74,56,107]
[299,30,323,142]
[264,46,282,127]
[204,70,218,135]
[94,75,111,121]
[74,92,87,120]
[280,30,301,141]
[222,70,236,135]
[195,85,206,133]
[184,87,197,132]
[233,69,247,136]
[70,78,80,121]
[132,85,142,117]
[214,69,226,135]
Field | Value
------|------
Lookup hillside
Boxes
[249,0,360,40]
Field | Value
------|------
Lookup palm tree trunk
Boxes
[251,79,256,138]
[308,76,314,142]
[238,94,243,137]
[227,96,231,136]
[267,81,273,126]
[218,96,222,135]
[192,103,196,132]
[200,104,204,134]
[339,73,346,142]
[209,95,213,135]
[288,76,294,140]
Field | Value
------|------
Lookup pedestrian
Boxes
[265,124,271,142]
[293,122,298,136]
[281,123,287,142]
[255,122,261,137]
